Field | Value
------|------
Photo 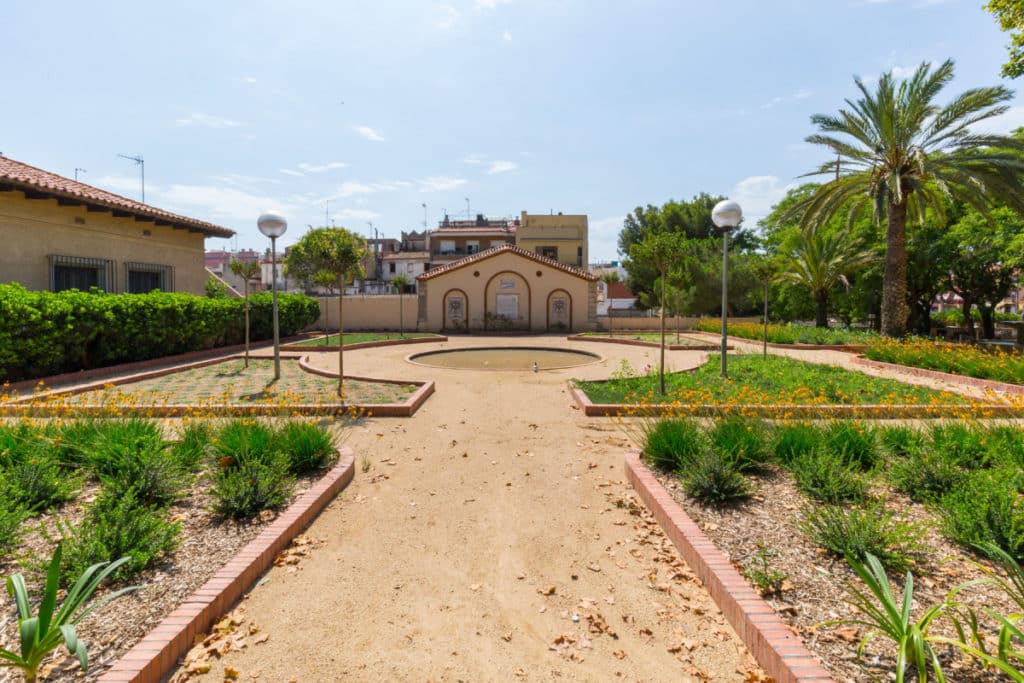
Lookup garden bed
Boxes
[568,333,730,351]
[1,356,433,418]
[0,418,351,682]
[691,320,877,349]
[864,337,1024,387]
[284,332,445,350]
[570,354,1009,418]
[630,417,1024,682]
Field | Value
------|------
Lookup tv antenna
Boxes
[422,202,427,229]
[465,197,471,219]
[117,153,145,202]
[74,168,87,181]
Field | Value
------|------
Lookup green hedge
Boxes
[0,284,320,381]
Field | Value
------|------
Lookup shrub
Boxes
[787,448,869,504]
[938,470,1024,560]
[211,455,294,519]
[3,452,80,512]
[83,418,164,476]
[642,418,708,472]
[172,421,213,470]
[213,420,279,467]
[981,425,1024,470]
[276,422,337,474]
[0,284,319,381]
[799,501,927,573]
[59,490,180,582]
[709,416,770,472]
[98,443,190,509]
[889,448,965,504]
[928,423,992,470]
[770,422,821,466]
[0,502,28,555]
[823,421,878,470]
[682,450,751,505]
[878,425,925,459]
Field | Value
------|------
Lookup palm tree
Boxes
[228,259,261,368]
[798,59,1024,337]
[391,273,410,338]
[779,227,877,328]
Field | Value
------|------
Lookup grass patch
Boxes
[799,502,927,573]
[576,354,970,406]
[289,332,439,347]
[692,320,877,345]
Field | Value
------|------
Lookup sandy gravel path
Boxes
[181,336,757,682]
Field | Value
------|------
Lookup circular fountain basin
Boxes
[408,346,601,370]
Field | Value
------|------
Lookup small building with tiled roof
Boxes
[0,155,233,295]
[415,244,598,332]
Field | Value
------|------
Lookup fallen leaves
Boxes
[169,606,271,683]
[273,535,325,572]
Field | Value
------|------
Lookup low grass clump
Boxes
[642,418,708,472]
[683,450,751,504]
[866,336,1024,385]
[789,449,869,504]
[576,354,969,406]
[937,470,1024,561]
[692,320,878,345]
[708,416,770,472]
[799,502,927,573]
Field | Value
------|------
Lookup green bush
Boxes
[787,448,869,504]
[59,490,180,582]
[709,416,770,472]
[0,502,28,555]
[211,455,294,519]
[97,443,190,509]
[938,470,1024,560]
[928,423,992,470]
[682,450,751,505]
[770,422,821,466]
[171,421,213,470]
[823,421,878,470]
[878,425,925,459]
[276,422,337,474]
[0,283,319,381]
[3,453,79,513]
[799,502,926,573]
[889,448,964,503]
[642,418,708,472]
[213,420,279,466]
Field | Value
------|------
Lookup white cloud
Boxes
[419,176,467,192]
[212,173,282,187]
[760,97,783,110]
[296,161,349,173]
[243,76,257,84]
[502,30,513,42]
[436,4,460,30]
[338,181,378,197]
[972,106,1024,135]
[730,175,795,226]
[476,0,512,8]
[588,215,626,261]
[795,88,812,99]
[335,208,381,221]
[487,160,517,175]
[175,113,244,129]
[352,125,386,142]
[462,154,485,165]
[93,174,149,197]
[891,64,918,79]
[279,169,305,177]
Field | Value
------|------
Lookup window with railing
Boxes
[125,262,174,293]
[48,255,114,292]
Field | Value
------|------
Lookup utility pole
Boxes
[74,168,86,181]
[325,199,330,227]
[465,197,471,219]
[117,154,145,202]
[422,202,427,229]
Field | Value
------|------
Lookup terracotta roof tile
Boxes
[0,156,234,238]
[417,244,597,281]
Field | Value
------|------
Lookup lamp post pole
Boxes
[258,212,289,382]
[711,200,743,379]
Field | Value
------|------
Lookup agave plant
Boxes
[828,552,947,683]
[0,544,137,682]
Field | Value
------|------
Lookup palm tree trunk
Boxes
[881,197,910,337]
[337,276,345,399]
[815,290,829,328]
[659,272,666,395]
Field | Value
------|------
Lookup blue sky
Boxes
[2,0,1020,262]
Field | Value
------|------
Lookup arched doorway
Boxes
[484,271,531,331]
[443,288,469,331]
[547,289,572,331]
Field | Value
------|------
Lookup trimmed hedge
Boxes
[0,284,319,381]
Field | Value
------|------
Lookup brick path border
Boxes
[567,382,1014,419]
[853,355,1024,396]
[565,334,732,352]
[96,448,356,683]
[624,450,834,683]
[282,334,447,351]
[687,330,867,353]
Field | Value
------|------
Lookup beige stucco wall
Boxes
[315,295,420,331]
[516,212,588,267]
[416,251,597,332]
[0,190,213,294]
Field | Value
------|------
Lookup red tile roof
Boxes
[417,244,598,281]
[0,156,234,238]
[606,281,635,299]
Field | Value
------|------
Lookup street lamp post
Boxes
[711,200,743,379]
[257,212,288,381]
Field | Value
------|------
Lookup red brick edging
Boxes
[282,334,447,352]
[296,355,435,416]
[853,355,1024,396]
[624,451,834,683]
[565,334,732,351]
[567,382,1015,418]
[96,448,356,683]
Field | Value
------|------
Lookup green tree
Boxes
[391,273,411,337]
[284,228,366,398]
[312,271,338,346]
[228,259,261,367]
[987,0,1024,79]
[797,60,1024,337]
[628,232,691,395]
[749,255,778,357]
[779,226,877,328]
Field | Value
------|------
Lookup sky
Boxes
[2,0,1021,263]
